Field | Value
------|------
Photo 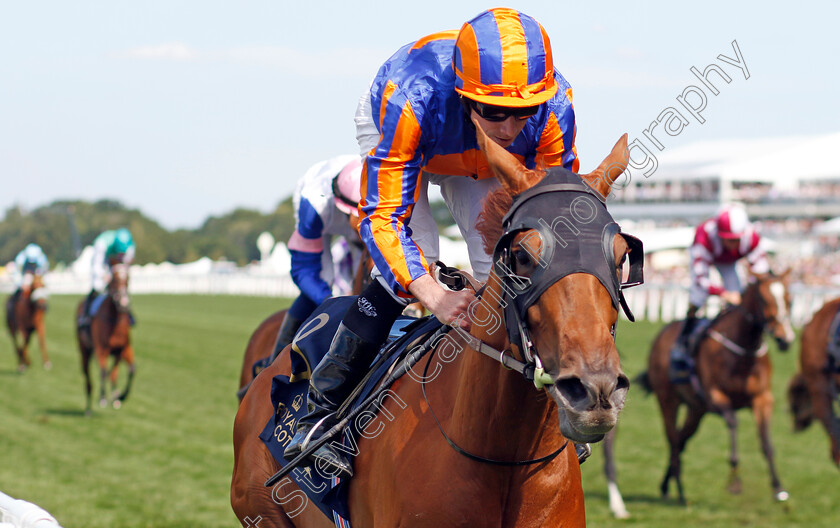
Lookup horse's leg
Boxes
[603,428,629,518]
[19,329,32,371]
[719,407,742,495]
[80,347,93,415]
[657,391,682,501]
[672,401,706,503]
[35,316,50,369]
[753,390,789,501]
[809,374,840,466]
[9,327,25,372]
[95,346,110,407]
[706,386,741,495]
[109,354,122,406]
[115,345,136,407]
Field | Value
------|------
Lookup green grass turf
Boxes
[1,294,286,528]
[1,295,837,527]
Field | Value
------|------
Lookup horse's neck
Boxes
[721,287,763,348]
[445,272,559,455]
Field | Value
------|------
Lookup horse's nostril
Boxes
[555,377,587,403]
[616,375,630,392]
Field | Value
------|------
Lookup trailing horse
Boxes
[5,273,50,372]
[76,263,136,415]
[231,126,643,527]
[643,270,795,503]
[789,297,840,466]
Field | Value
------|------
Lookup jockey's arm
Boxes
[288,196,334,305]
[289,249,332,306]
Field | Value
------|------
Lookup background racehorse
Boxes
[5,273,50,372]
[642,271,795,504]
[788,297,840,466]
[76,263,136,415]
[231,128,637,527]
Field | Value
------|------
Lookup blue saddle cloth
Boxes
[258,296,441,524]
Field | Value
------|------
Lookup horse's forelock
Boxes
[477,186,513,255]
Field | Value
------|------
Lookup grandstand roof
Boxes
[652,132,840,187]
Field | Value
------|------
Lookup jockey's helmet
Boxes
[333,158,362,216]
[453,8,558,109]
[110,228,134,256]
[715,203,750,239]
[23,243,42,261]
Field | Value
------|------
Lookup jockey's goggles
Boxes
[469,100,539,122]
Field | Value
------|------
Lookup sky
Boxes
[2,1,838,229]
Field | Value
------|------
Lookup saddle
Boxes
[259,296,443,523]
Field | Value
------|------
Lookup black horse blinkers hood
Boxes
[492,167,644,349]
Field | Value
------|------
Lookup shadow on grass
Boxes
[0,368,22,376]
[586,490,687,507]
[44,408,91,417]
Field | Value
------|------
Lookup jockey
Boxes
[80,228,136,326]
[285,7,579,477]
[670,203,770,382]
[12,243,49,296]
[266,155,364,364]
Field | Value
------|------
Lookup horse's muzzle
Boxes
[546,372,628,443]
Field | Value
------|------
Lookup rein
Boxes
[420,342,568,467]
[707,329,768,357]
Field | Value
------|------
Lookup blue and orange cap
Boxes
[453,7,558,108]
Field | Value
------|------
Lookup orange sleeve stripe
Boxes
[367,98,428,289]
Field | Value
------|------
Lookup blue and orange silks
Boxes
[359,20,579,296]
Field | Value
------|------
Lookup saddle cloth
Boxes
[258,295,442,524]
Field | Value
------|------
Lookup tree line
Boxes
[0,198,454,268]
[0,199,296,267]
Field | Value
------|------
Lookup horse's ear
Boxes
[473,116,542,195]
[580,134,629,199]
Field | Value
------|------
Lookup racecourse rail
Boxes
[1,270,837,328]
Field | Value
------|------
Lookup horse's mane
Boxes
[476,186,514,255]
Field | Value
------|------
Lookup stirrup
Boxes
[300,414,332,452]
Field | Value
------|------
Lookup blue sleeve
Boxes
[289,249,332,306]
[297,198,325,239]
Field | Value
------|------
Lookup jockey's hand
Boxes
[408,273,474,330]
[721,290,741,306]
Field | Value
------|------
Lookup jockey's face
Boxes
[721,237,740,251]
[470,107,529,149]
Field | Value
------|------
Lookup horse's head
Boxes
[746,269,795,351]
[108,263,131,313]
[475,121,643,443]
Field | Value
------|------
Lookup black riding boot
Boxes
[670,316,697,383]
[78,290,96,328]
[283,322,380,478]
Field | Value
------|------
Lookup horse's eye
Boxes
[513,248,532,267]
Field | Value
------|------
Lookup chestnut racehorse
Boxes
[789,297,840,466]
[5,273,50,372]
[643,270,795,503]
[231,129,640,527]
[76,263,136,414]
